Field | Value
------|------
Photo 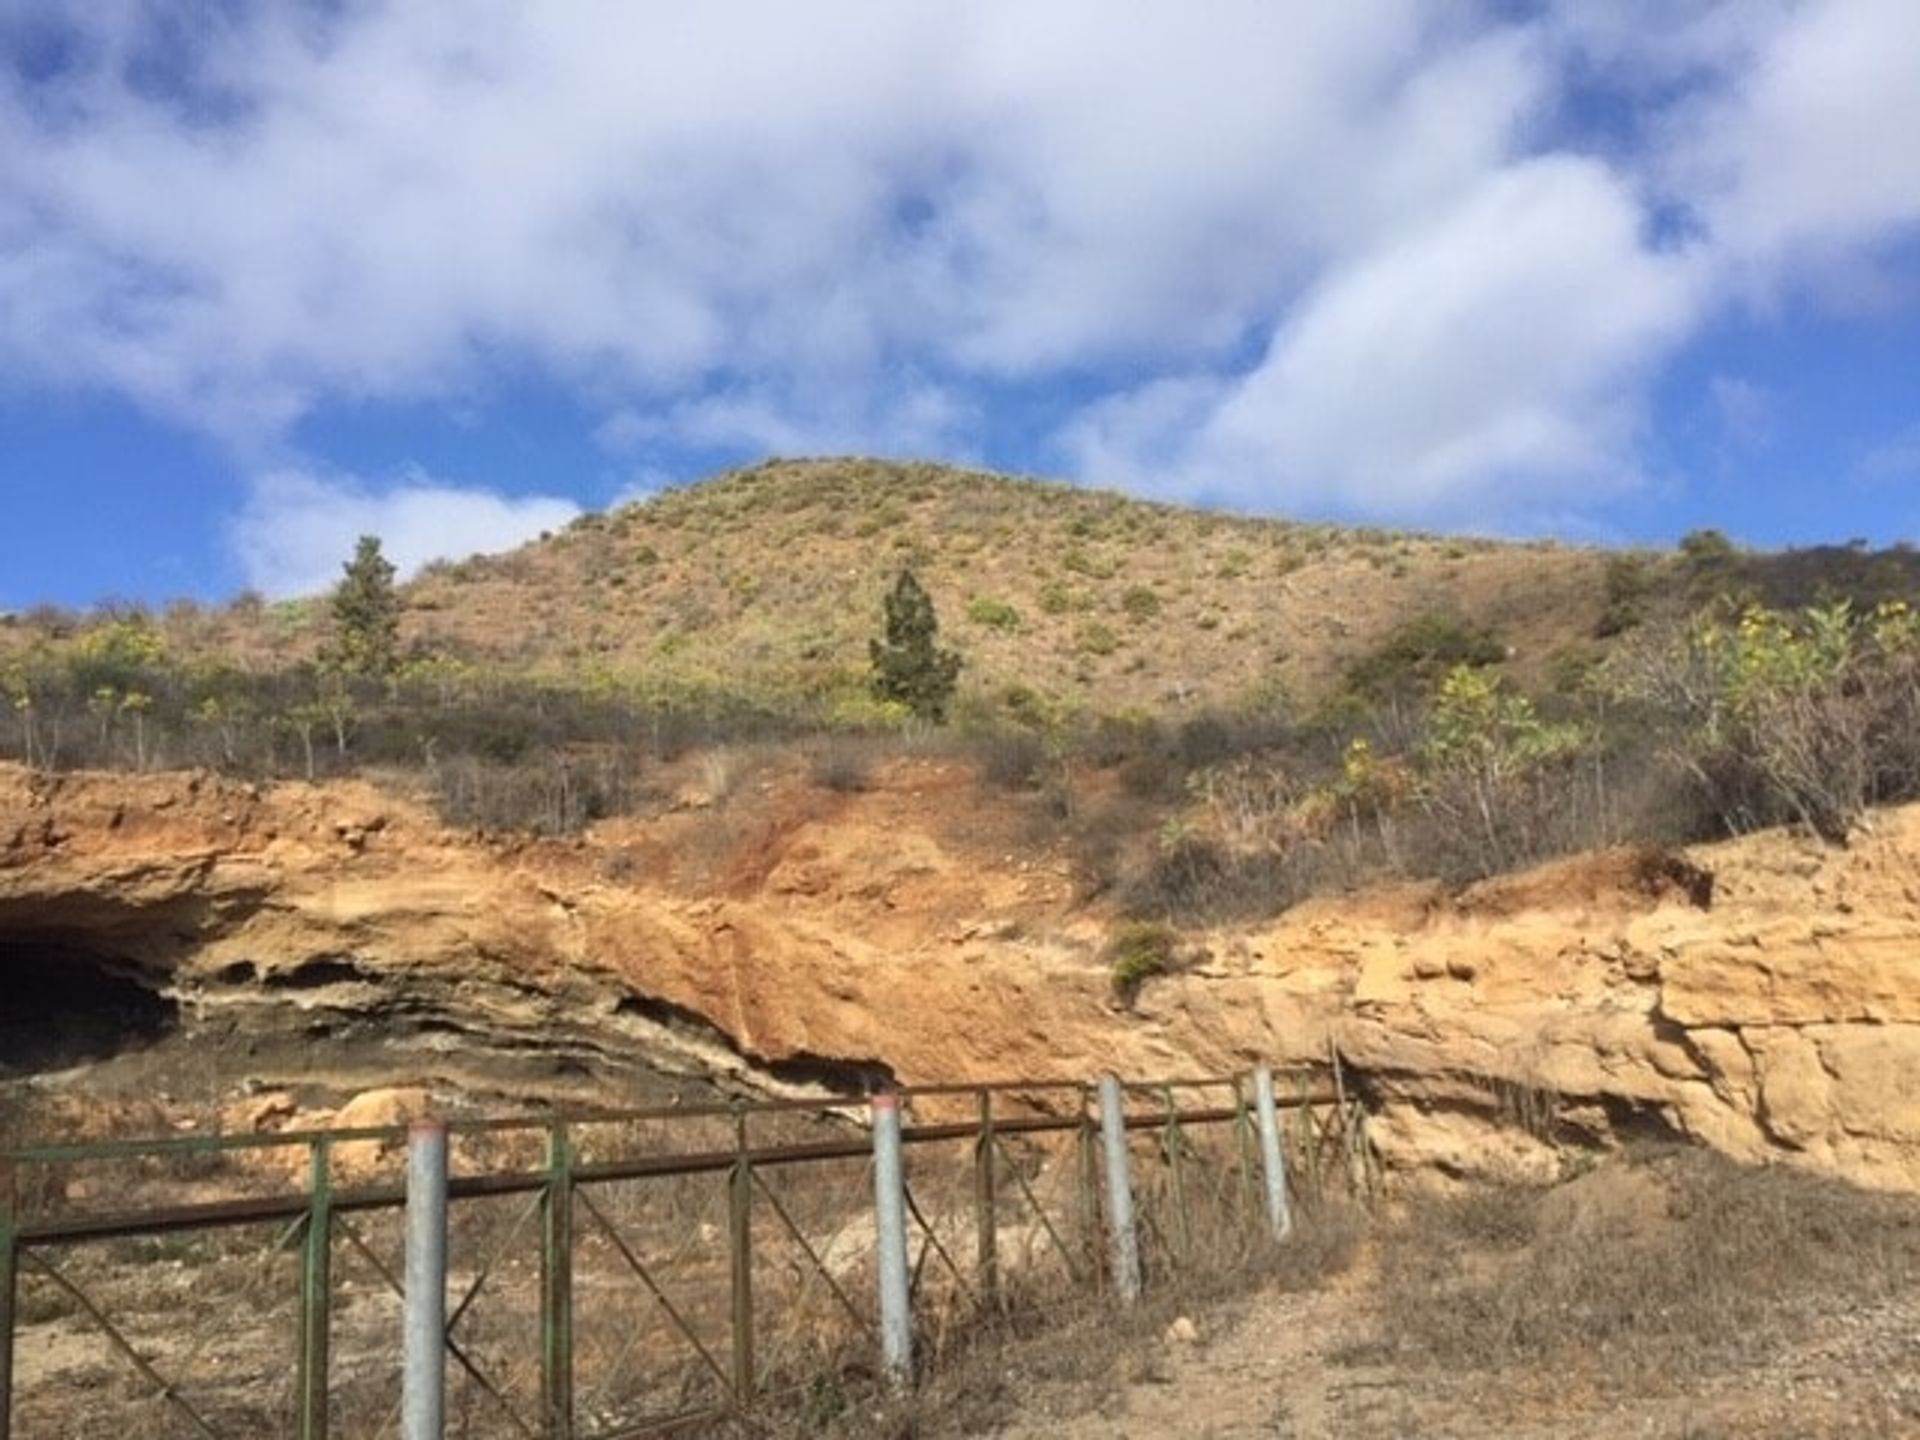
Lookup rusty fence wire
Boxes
[0,1070,1372,1438]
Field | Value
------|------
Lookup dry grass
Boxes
[0,457,1633,718]
[1364,1148,1920,1385]
[793,1189,1368,1440]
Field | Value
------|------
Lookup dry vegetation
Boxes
[881,1151,1920,1439]
[5,457,1920,938]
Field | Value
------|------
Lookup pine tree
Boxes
[323,535,401,678]
[869,567,962,722]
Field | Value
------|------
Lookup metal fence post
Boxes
[1253,1066,1293,1242]
[973,1089,1000,1314]
[403,1121,449,1440]
[870,1093,912,1388]
[296,1138,332,1440]
[1076,1087,1102,1283]
[1096,1076,1141,1304]
[728,1107,754,1409]
[1,1158,16,1440]
[1162,1084,1193,1267]
[1232,1076,1260,1230]
[542,1123,574,1438]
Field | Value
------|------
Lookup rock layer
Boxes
[1,761,1916,1191]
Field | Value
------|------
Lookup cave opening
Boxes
[0,934,179,1075]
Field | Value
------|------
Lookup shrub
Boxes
[976,728,1047,790]
[430,750,634,835]
[1037,583,1073,615]
[1604,597,1920,840]
[1407,667,1595,878]
[1120,586,1162,622]
[1344,614,1505,702]
[965,596,1023,631]
[1107,920,1178,1005]
[808,736,876,793]
[1076,622,1119,657]
[1594,554,1653,638]
[1678,527,1737,564]
[1119,832,1297,926]
[1062,547,1117,580]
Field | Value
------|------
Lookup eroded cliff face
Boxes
[1,760,1916,1190]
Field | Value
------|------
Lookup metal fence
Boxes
[0,1069,1371,1438]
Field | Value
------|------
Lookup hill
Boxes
[7,458,1642,713]
[392,456,1629,713]
[4,456,1919,924]
[11,456,1919,723]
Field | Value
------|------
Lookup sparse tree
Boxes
[869,567,962,723]
[323,535,401,679]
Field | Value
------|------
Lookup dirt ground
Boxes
[947,1153,1920,1440]
[985,1278,1920,1440]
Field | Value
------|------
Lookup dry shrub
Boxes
[797,1190,1367,1440]
[429,747,639,834]
[1370,1150,1920,1382]
[808,734,883,793]
[973,727,1048,791]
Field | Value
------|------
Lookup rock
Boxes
[328,1086,438,1182]
[1164,1316,1201,1346]
[222,1092,296,1134]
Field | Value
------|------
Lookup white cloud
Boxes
[0,4,1546,447]
[1066,159,1705,522]
[1662,0,1920,284]
[230,470,580,598]
[0,0,1917,535]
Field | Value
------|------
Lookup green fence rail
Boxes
[1,1071,1372,1438]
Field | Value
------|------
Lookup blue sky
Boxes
[2,1,1918,608]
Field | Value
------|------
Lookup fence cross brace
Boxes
[990,1134,1087,1285]
[22,1250,224,1440]
[751,1170,875,1343]
[335,1217,539,1440]
[574,1189,737,1405]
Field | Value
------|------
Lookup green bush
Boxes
[1604,597,1920,840]
[1107,920,1179,1005]
[1121,586,1162,622]
[1076,622,1119,657]
[965,597,1023,631]
[1344,614,1505,702]
[1594,554,1653,638]
[1062,547,1117,580]
[1678,528,1737,564]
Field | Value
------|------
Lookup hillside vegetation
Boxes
[4,456,1919,924]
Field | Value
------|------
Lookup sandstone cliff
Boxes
[2,760,1915,1191]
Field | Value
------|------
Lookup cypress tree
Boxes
[869,567,962,722]
[323,535,401,678]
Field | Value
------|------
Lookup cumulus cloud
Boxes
[1066,159,1704,521]
[230,470,579,598]
[1,1,1917,534]
[1663,0,1920,281]
[0,5,1533,416]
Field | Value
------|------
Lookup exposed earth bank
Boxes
[1,759,1916,1191]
